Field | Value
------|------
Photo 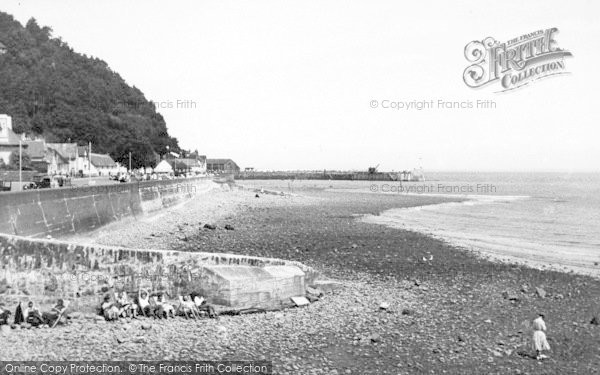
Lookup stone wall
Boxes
[0,234,316,311]
[0,177,319,311]
[0,177,213,238]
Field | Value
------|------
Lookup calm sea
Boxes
[361,172,600,272]
[241,173,600,272]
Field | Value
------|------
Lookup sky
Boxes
[2,0,599,172]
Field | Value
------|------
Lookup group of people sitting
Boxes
[0,299,69,328]
[99,289,217,321]
[0,289,217,328]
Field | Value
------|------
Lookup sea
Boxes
[359,172,600,274]
[241,173,600,274]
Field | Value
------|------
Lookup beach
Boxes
[1,183,599,374]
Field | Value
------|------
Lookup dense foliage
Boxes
[0,12,180,168]
[8,150,31,170]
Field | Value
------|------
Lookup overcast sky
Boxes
[2,0,599,172]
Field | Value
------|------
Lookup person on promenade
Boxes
[533,313,551,360]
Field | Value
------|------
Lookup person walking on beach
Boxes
[533,313,551,360]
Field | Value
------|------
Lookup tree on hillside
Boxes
[8,150,31,170]
[0,11,181,166]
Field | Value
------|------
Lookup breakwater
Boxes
[235,171,425,181]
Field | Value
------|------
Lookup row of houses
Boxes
[155,157,240,175]
[0,114,121,176]
[1,114,241,177]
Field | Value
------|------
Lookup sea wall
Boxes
[0,234,316,311]
[0,177,213,238]
[0,177,319,311]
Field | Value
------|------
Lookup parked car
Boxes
[23,175,61,190]
[0,180,11,192]
[117,172,130,183]
[24,175,50,189]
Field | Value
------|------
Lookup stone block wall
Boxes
[0,234,316,311]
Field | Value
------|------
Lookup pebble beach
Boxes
[1,183,600,374]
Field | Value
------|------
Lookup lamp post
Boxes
[19,140,22,189]
[88,141,92,184]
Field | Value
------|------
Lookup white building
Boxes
[46,143,78,175]
[91,153,121,176]
[154,160,174,175]
[0,114,19,165]
[167,157,207,175]
[76,146,122,176]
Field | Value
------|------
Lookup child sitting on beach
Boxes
[137,289,152,317]
[24,301,43,326]
[116,291,137,318]
[150,295,162,319]
[0,303,11,325]
[42,299,69,326]
[158,295,174,318]
[191,292,217,318]
[151,294,174,319]
[101,295,120,321]
[177,295,198,319]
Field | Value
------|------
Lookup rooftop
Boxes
[207,158,237,164]
[24,140,47,159]
[90,153,116,168]
[47,143,78,160]
[168,158,204,169]
[0,127,22,146]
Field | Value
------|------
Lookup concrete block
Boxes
[291,296,310,306]
[198,265,306,309]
